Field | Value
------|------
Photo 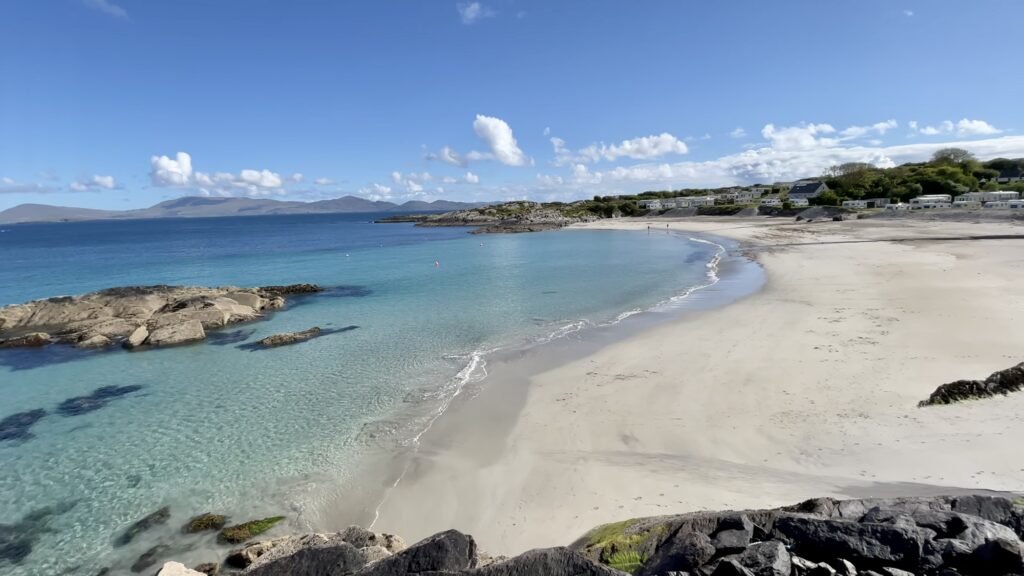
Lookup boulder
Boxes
[967,537,1024,575]
[466,547,629,575]
[225,292,264,309]
[131,544,171,573]
[147,320,206,347]
[712,515,755,554]
[156,562,206,576]
[0,332,51,348]
[359,545,393,565]
[638,530,714,575]
[733,541,791,576]
[181,513,227,534]
[807,564,837,576]
[243,535,365,576]
[115,506,171,547]
[773,515,932,571]
[256,327,321,348]
[828,558,857,575]
[338,526,407,553]
[711,558,755,576]
[193,563,219,575]
[76,334,111,348]
[259,284,323,296]
[226,537,291,569]
[354,529,476,575]
[124,325,149,349]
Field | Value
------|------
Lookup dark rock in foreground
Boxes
[919,362,1024,406]
[0,408,47,442]
[115,506,171,547]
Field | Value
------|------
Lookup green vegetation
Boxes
[607,549,648,574]
[182,512,227,534]
[217,516,285,544]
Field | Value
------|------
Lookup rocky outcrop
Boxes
[156,562,206,576]
[0,284,321,352]
[919,362,1024,406]
[218,516,286,544]
[414,201,600,234]
[255,327,321,348]
[182,513,227,534]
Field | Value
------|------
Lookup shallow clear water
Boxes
[0,214,718,575]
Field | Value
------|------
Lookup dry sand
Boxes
[366,216,1024,555]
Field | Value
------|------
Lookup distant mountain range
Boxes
[0,196,491,224]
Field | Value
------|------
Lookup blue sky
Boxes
[1,0,1022,210]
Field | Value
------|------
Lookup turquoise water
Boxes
[0,214,720,575]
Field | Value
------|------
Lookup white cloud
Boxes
[840,119,898,139]
[358,182,394,201]
[457,2,494,24]
[426,146,466,167]
[389,171,433,195]
[955,118,1002,136]
[314,177,335,186]
[536,174,564,187]
[69,175,119,191]
[908,121,919,130]
[464,171,480,184]
[904,9,914,17]
[553,132,689,165]
[468,114,529,166]
[761,123,839,150]
[730,127,747,139]
[149,151,291,197]
[0,177,57,194]
[82,0,128,19]
[289,173,304,183]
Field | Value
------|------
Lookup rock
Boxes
[226,537,290,568]
[218,516,286,544]
[734,541,791,576]
[968,537,1024,574]
[115,506,171,547]
[711,558,755,576]
[828,558,857,575]
[226,292,265,309]
[466,547,629,575]
[76,334,112,348]
[354,529,476,575]
[57,385,143,417]
[359,545,392,565]
[147,320,206,347]
[123,325,149,348]
[338,526,407,553]
[259,284,323,296]
[877,569,914,576]
[807,564,837,576]
[920,362,1024,405]
[638,530,714,575]
[0,408,47,442]
[131,544,171,573]
[193,563,219,575]
[774,515,932,571]
[0,332,51,348]
[156,562,206,576]
[243,534,365,576]
[712,515,755,553]
[182,513,227,534]
[255,327,321,348]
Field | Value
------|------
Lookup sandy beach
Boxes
[365,216,1024,556]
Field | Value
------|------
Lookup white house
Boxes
[715,190,739,203]
[955,191,1020,203]
[681,196,716,207]
[737,188,767,204]
[885,203,910,211]
[637,199,662,210]
[952,200,982,209]
[761,197,783,207]
[910,195,952,209]
[996,167,1023,183]
[843,200,869,209]
[790,198,809,207]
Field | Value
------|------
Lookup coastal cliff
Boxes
[143,495,1024,576]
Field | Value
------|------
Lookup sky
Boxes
[1,0,1023,211]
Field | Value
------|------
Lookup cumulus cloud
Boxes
[913,118,1002,137]
[149,151,292,197]
[761,123,839,150]
[553,133,689,165]
[730,127,747,139]
[466,114,529,166]
[840,119,898,139]
[457,2,494,24]
[426,146,466,167]
[69,175,120,191]
[82,0,128,19]
[314,177,335,186]
[359,183,394,201]
[289,173,304,183]
[464,171,480,184]
[389,171,433,195]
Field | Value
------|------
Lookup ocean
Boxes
[0,214,725,575]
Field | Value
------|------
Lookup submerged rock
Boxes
[258,284,324,296]
[0,332,52,348]
[255,327,321,348]
[218,516,286,544]
[182,513,227,534]
[57,385,143,417]
[0,408,47,442]
[115,506,171,547]
[131,544,171,573]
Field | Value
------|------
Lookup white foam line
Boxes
[368,234,728,528]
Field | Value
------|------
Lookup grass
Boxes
[217,516,285,544]
[606,550,647,574]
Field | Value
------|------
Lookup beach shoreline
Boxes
[345,216,1024,557]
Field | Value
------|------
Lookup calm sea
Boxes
[0,213,721,575]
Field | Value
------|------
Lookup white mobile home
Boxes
[955,191,1020,203]
[885,203,910,211]
[910,195,952,209]
[637,199,662,210]
[1009,200,1024,209]
[790,198,809,207]
[843,200,869,209]
[984,201,1011,209]
[952,200,981,209]
[760,197,782,207]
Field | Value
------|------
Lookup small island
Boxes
[0,284,323,351]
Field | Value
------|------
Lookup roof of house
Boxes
[788,182,827,196]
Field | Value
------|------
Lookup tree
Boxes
[932,148,975,165]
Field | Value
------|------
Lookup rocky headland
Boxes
[377,201,600,234]
[0,284,323,351]
[101,494,1024,576]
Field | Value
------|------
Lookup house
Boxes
[715,189,739,203]
[736,188,766,204]
[637,199,662,210]
[984,201,1011,209]
[909,194,952,209]
[955,191,1020,203]
[787,181,829,200]
[682,196,716,207]
[760,196,782,207]
[790,198,809,207]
